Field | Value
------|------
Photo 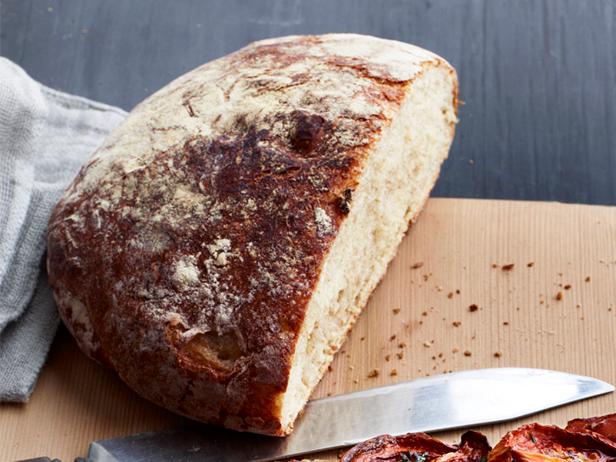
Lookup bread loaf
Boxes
[46,34,458,436]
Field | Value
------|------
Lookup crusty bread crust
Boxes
[46,34,457,435]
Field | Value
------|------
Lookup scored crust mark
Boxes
[183,97,197,118]
[46,34,458,435]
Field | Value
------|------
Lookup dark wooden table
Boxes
[2,0,615,205]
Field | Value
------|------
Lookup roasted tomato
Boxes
[337,414,616,462]
[566,413,616,443]
[340,430,491,462]
[489,422,616,462]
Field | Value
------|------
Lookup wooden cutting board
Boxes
[2,198,616,461]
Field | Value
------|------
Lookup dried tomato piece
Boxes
[489,423,616,462]
[450,431,493,462]
[340,430,491,462]
[566,413,616,443]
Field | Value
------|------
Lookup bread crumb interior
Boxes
[279,65,458,433]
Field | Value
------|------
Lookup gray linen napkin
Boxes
[0,57,127,401]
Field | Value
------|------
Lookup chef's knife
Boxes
[39,368,615,462]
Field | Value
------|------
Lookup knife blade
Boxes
[84,368,613,462]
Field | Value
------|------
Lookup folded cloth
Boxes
[0,57,127,401]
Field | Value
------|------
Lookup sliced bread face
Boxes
[279,63,457,432]
[46,34,458,436]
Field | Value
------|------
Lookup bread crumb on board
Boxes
[367,369,379,378]
[468,304,479,312]
[501,263,515,271]
[555,291,564,301]
[463,350,472,357]
[410,262,424,269]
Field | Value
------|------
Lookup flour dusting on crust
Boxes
[173,256,201,288]
[314,207,333,237]
[46,34,454,435]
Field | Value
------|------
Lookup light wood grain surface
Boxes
[2,198,616,461]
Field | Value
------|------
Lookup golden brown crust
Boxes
[46,34,456,435]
